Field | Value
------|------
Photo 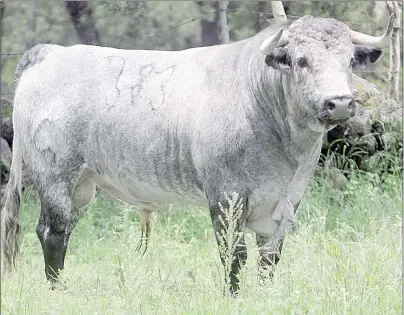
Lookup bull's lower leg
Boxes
[225,239,247,295]
[36,215,71,282]
[36,187,78,285]
[256,234,284,282]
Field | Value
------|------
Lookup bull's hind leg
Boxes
[35,168,96,284]
[209,194,248,296]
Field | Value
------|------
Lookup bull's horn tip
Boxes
[259,29,283,55]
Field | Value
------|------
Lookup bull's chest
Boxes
[246,137,322,237]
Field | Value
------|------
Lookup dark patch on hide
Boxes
[129,64,175,112]
[105,56,126,110]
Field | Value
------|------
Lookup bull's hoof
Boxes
[48,278,68,291]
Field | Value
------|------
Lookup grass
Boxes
[1,170,402,315]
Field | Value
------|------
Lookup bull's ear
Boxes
[353,44,382,68]
[265,47,290,70]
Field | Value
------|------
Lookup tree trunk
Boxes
[270,1,287,24]
[197,1,218,47]
[0,0,4,22]
[65,1,101,46]
[26,0,37,49]
[0,0,5,77]
[0,0,4,40]
[256,1,269,32]
[200,19,219,47]
[216,1,229,44]
[373,1,388,21]
[386,1,401,102]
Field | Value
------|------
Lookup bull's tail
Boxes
[1,134,23,275]
[1,44,55,275]
[135,209,154,255]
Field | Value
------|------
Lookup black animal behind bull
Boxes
[1,15,392,294]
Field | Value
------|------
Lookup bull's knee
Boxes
[256,235,284,281]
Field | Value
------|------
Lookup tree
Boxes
[255,1,270,32]
[216,1,229,44]
[65,1,101,46]
[0,0,5,81]
[0,0,4,22]
[270,1,287,24]
[0,0,4,42]
[387,1,401,102]
[373,1,387,21]
[26,0,37,49]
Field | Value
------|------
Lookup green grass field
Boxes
[1,171,402,315]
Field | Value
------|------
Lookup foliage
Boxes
[215,192,244,295]
[1,168,401,314]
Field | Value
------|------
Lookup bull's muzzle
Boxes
[323,96,356,121]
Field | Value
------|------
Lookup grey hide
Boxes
[1,16,387,294]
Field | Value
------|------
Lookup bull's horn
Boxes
[350,14,394,46]
[260,29,289,55]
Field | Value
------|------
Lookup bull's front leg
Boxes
[209,193,248,296]
[256,198,298,282]
[256,234,284,282]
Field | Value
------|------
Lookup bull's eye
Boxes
[297,57,308,68]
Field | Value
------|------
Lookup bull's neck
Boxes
[236,39,323,162]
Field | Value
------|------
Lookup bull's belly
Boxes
[84,166,208,210]
[83,136,320,229]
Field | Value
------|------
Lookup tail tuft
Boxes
[135,209,154,256]
[1,140,22,275]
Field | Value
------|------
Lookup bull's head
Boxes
[260,15,393,132]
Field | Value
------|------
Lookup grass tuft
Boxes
[1,169,402,314]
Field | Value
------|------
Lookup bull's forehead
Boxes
[288,16,352,53]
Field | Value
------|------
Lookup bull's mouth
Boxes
[308,115,351,133]
[323,117,351,125]
[316,111,353,127]
[309,105,356,132]
[312,116,351,132]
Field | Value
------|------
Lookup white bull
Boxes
[1,15,392,294]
